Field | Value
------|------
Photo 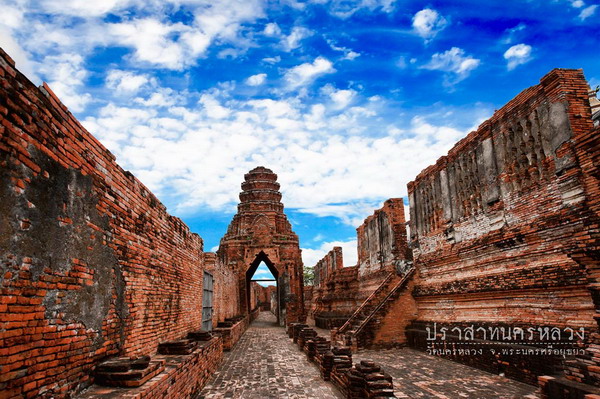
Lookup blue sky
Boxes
[1,0,598,270]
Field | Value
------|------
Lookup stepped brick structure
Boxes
[216,167,305,326]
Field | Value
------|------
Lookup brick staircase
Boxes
[335,268,415,350]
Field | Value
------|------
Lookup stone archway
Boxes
[217,167,305,326]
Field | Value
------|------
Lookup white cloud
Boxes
[322,0,397,19]
[571,0,585,8]
[322,85,356,109]
[262,56,281,64]
[412,8,447,41]
[246,73,267,86]
[284,57,336,89]
[282,26,313,51]
[38,53,91,112]
[109,19,193,70]
[264,22,281,36]
[504,43,532,70]
[579,4,598,19]
[422,47,480,84]
[106,69,151,94]
[39,0,126,17]
[302,239,358,268]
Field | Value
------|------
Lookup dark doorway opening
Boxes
[246,251,280,325]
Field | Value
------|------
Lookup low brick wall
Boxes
[80,336,223,398]
[213,315,251,351]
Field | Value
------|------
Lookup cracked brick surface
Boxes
[353,348,537,399]
[196,312,343,399]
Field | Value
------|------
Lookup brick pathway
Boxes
[353,348,537,398]
[308,320,537,399]
[196,312,343,399]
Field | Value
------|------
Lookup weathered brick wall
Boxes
[310,201,411,329]
[406,68,599,385]
[80,336,224,399]
[204,252,239,325]
[314,246,343,288]
[0,48,208,397]
[357,198,410,277]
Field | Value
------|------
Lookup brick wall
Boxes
[0,48,210,397]
[357,198,411,277]
[313,246,343,288]
[310,201,411,329]
[204,252,239,326]
[406,68,599,385]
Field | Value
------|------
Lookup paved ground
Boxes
[354,348,537,399]
[196,312,343,399]
[307,320,537,399]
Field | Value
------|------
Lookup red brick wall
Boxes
[356,198,411,277]
[204,252,239,325]
[0,48,207,397]
[406,68,599,384]
[310,201,411,329]
[313,246,343,288]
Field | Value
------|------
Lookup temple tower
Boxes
[217,167,305,325]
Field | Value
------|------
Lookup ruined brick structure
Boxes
[216,167,305,326]
[3,40,600,397]
[310,199,412,330]
[0,48,225,398]
[405,69,600,391]
[305,69,600,394]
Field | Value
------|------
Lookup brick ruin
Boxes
[309,199,412,330]
[215,166,305,326]
[2,41,600,398]
[0,48,303,398]
[305,68,600,395]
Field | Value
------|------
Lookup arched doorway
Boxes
[245,251,280,324]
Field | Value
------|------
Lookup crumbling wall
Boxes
[314,246,343,287]
[406,68,599,385]
[310,202,411,329]
[356,198,411,301]
[0,48,207,398]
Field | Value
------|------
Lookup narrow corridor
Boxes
[196,312,343,399]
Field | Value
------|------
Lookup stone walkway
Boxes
[196,312,343,399]
[308,320,537,398]
[353,348,537,398]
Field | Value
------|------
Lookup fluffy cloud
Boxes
[579,4,598,19]
[282,26,313,51]
[106,70,151,93]
[38,53,91,112]
[246,73,267,86]
[38,0,127,17]
[412,8,448,41]
[422,47,480,85]
[504,43,532,70]
[284,57,336,89]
